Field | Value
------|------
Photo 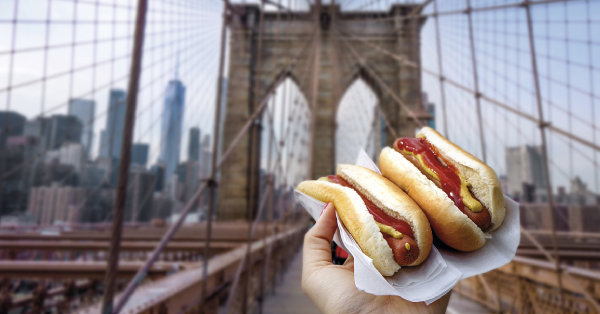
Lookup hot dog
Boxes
[297,164,433,276]
[380,127,506,252]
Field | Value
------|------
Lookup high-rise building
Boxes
[506,145,547,201]
[131,143,149,167]
[79,164,107,188]
[22,115,83,152]
[125,167,156,222]
[58,142,86,171]
[27,183,86,224]
[199,135,212,179]
[99,89,127,159]
[177,160,199,204]
[26,115,83,152]
[0,111,26,151]
[188,127,200,162]
[68,99,95,157]
[23,118,44,138]
[0,136,40,215]
[150,163,166,192]
[158,78,186,185]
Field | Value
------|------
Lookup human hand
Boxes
[302,202,451,314]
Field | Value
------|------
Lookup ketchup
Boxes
[396,137,464,211]
[327,175,414,238]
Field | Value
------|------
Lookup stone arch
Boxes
[218,2,425,220]
[335,77,379,165]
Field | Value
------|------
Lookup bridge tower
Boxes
[217,3,427,220]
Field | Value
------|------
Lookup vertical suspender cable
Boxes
[523,0,563,306]
[101,0,148,313]
[433,0,449,139]
[465,0,486,163]
[200,2,228,312]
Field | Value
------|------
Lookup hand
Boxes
[302,202,451,314]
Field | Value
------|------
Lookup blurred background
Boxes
[0,0,599,313]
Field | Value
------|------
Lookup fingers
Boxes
[430,290,452,313]
[342,254,354,268]
[303,202,338,268]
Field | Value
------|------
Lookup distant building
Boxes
[165,174,181,202]
[569,176,598,206]
[421,92,435,129]
[47,115,83,150]
[58,142,86,171]
[177,160,200,205]
[78,189,114,223]
[79,164,107,188]
[68,99,95,157]
[99,89,127,159]
[23,118,43,137]
[95,156,120,187]
[0,136,40,215]
[556,186,568,204]
[27,183,86,224]
[506,145,547,201]
[0,111,26,150]
[125,168,156,222]
[150,163,166,192]
[152,194,173,219]
[197,135,213,212]
[32,162,78,187]
[200,135,212,179]
[24,115,82,152]
[131,143,149,167]
[188,127,200,162]
[158,77,186,186]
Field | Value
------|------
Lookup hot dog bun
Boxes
[297,180,400,276]
[380,127,505,252]
[336,164,432,266]
[297,165,433,276]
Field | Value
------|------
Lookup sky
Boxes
[0,0,223,169]
[1,0,599,194]
[417,0,600,193]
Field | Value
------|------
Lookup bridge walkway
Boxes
[261,246,492,314]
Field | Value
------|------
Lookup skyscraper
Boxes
[188,127,200,162]
[158,77,186,185]
[131,143,149,167]
[68,98,95,157]
[29,115,82,151]
[99,89,127,159]
[506,145,547,201]
[0,111,26,151]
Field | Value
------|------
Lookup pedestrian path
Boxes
[261,246,491,314]
[262,246,321,314]
[446,293,493,314]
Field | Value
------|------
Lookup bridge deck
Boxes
[262,246,320,314]
[261,246,491,314]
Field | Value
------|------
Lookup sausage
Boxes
[383,233,419,266]
[399,150,491,232]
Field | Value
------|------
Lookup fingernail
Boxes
[320,202,331,217]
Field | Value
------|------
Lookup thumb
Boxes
[304,202,338,269]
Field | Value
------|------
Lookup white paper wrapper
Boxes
[295,148,520,304]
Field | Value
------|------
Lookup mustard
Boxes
[403,149,483,213]
[458,174,483,213]
[376,222,403,239]
[403,150,440,181]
